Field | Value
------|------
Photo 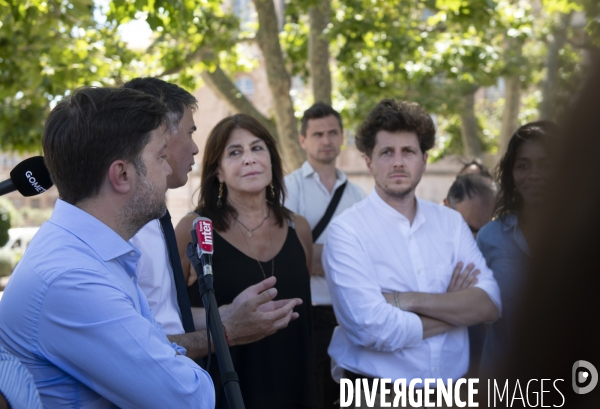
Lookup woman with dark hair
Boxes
[174,114,317,409]
[498,59,600,408]
[476,120,558,377]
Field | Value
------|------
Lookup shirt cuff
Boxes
[170,342,187,356]
[402,311,424,348]
[474,282,502,320]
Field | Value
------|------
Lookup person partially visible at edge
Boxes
[0,345,42,409]
[323,98,502,408]
[284,102,366,409]
[443,173,498,378]
[443,174,497,238]
[174,114,318,409]
[458,158,493,179]
[476,120,558,379]
[0,87,214,408]
[125,77,302,360]
[498,57,600,409]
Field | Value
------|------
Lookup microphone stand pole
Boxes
[186,234,245,409]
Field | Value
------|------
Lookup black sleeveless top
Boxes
[189,223,318,409]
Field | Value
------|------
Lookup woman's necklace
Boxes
[235,217,275,279]
[234,208,270,237]
[256,258,275,279]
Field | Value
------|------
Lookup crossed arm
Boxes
[325,216,501,351]
[382,261,500,339]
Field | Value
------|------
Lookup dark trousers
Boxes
[313,305,339,409]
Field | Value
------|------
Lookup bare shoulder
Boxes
[174,212,199,237]
[291,213,311,240]
[291,213,313,274]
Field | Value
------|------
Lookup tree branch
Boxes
[254,0,305,171]
[199,66,279,140]
[152,44,278,141]
[309,0,332,105]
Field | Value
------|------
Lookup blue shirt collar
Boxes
[48,199,138,262]
[501,213,519,231]
[501,213,530,255]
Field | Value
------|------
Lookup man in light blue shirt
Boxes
[0,87,214,408]
[0,346,42,409]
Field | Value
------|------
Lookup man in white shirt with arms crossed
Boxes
[285,103,366,409]
[323,99,501,408]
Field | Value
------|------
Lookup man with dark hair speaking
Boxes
[323,99,502,407]
[124,77,302,360]
[0,87,214,408]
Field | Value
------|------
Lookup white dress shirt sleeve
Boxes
[324,220,423,352]
[455,217,503,317]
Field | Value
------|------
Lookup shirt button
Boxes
[129,251,135,256]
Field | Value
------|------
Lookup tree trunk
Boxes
[459,87,484,159]
[540,13,571,120]
[254,0,305,172]
[308,0,332,105]
[498,76,521,156]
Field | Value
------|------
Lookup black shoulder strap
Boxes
[312,181,347,243]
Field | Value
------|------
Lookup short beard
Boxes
[377,181,416,201]
[118,178,167,239]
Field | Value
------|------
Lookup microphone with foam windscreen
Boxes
[0,156,53,197]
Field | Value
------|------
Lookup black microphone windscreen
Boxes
[10,156,53,197]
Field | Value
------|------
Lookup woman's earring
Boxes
[217,182,224,208]
[269,181,275,199]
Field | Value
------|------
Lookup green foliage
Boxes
[0,0,140,151]
[14,207,53,227]
[0,249,15,277]
[325,0,535,131]
[106,0,243,91]
[1,0,597,159]
[0,199,11,247]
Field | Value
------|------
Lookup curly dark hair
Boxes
[355,99,436,157]
[494,120,559,219]
[195,114,291,232]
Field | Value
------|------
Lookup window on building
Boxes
[233,0,254,28]
[11,198,23,208]
[235,77,255,99]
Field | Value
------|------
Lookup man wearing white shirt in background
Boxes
[323,99,502,408]
[285,103,366,409]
